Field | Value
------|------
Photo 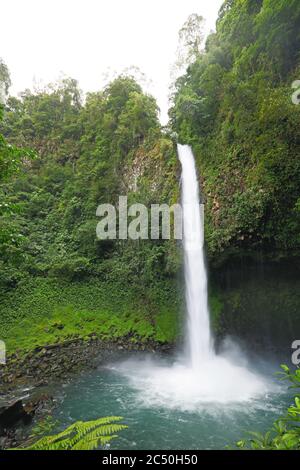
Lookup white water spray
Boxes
[178,144,212,367]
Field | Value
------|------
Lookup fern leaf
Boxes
[20,416,127,451]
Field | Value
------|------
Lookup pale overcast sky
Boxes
[1,0,223,123]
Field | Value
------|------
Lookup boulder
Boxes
[0,400,32,434]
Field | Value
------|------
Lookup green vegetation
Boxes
[0,277,181,355]
[171,0,300,256]
[0,65,180,355]
[21,416,127,450]
[0,74,179,293]
[1,0,300,357]
[29,416,59,439]
[237,366,300,450]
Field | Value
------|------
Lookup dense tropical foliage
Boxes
[0,69,180,353]
[171,0,300,255]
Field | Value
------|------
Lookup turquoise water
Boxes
[52,354,293,450]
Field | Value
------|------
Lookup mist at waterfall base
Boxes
[54,354,289,450]
[102,145,276,413]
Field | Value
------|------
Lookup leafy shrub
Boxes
[236,365,300,450]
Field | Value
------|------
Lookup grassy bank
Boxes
[0,277,182,357]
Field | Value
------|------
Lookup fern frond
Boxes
[68,417,126,447]
[72,435,118,450]
[21,416,127,451]
[70,424,127,448]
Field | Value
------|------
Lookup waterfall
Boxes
[178,144,212,368]
[115,144,269,409]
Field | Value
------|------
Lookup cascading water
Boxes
[111,144,272,410]
[178,144,212,367]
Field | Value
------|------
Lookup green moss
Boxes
[208,290,224,334]
[0,276,180,356]
[154,307,182,343]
